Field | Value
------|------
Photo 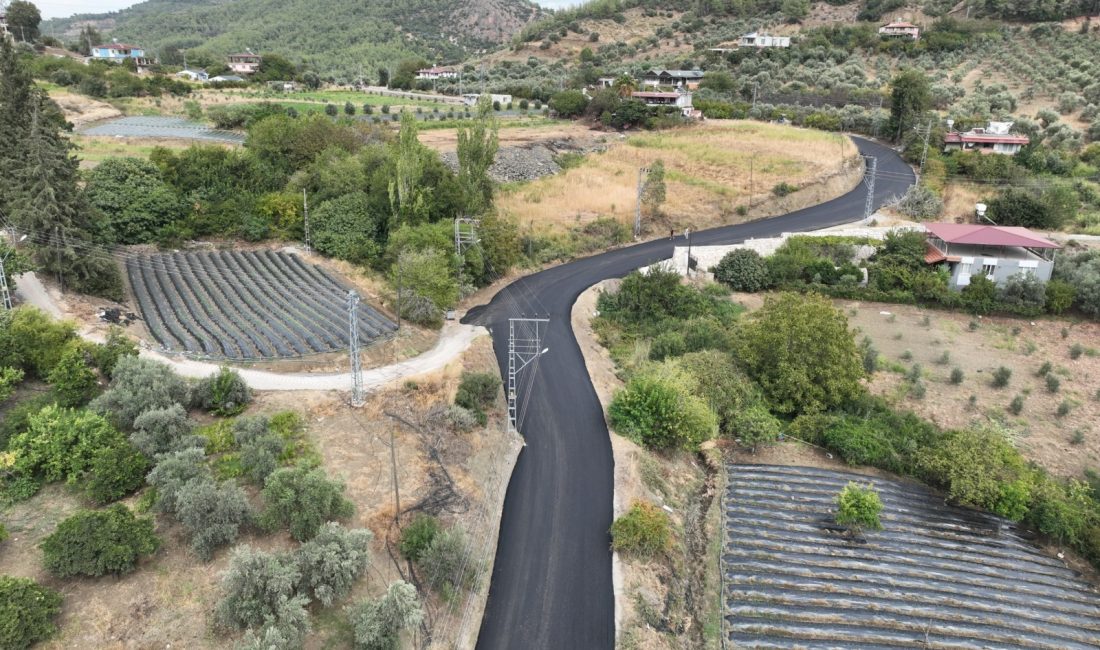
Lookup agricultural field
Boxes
[497,120,858,237]
[78,116,246,143]
[124,250,396,360]
[724,464,1100,648]
[842,300,1100,480]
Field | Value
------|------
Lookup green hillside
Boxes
[44,0,544,79]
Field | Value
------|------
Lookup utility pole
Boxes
[507,317,549,433]
[454,217,480,256]
[53,226,63,292]
[917,118,934,176]
[0,257,11,311]
[862,155,877,220]
[347,291,364,407]
[302,189,311,254]
[748,155,755,212]
[872,95,884,139]
[685,228,692,277]
[389,427,400,521]
[395,255,402,331]
[633,167,650,238]
[751,83,758,111]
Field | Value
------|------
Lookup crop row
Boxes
[125,250,396,360]
[723,464,1100,649]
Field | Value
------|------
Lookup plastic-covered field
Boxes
[125,250,396,360]
[724,464,1100,649]
[79,116,246,143]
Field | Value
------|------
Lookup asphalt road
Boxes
[464,137,915,649]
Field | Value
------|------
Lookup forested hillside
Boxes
[43,0,544,78]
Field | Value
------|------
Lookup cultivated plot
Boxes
[79,116,246,144]
[724,464,1100,649]
[125,250,396,360]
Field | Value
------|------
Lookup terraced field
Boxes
[125,250,396,360]
[724,464,1100,649]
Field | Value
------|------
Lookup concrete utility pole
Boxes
[872,95,884,139]
[507,317,549,433]
[917,118,934,176]
[302,189,311,254]
[748,154,755,212]
[454,217,480,256]
[633,167,650,238]
[0,233,26,312]
[347,290,364,407]
[862,154,878,220]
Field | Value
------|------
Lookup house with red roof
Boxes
[923,223,1060,289]
[416,66,458,80]
[879,21,920,40]
[944,121,1030,155]
[91,42,150,66]
[228,52,262,75]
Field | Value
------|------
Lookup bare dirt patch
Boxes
[417,121,604,153]
[50,91,123,128]
[843,300,1100,480]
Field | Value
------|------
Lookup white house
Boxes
[597,76,617,89]
[879,21,920,40]
[176,68,209,82]
[227,53,262,75]
[209,74,246,83]
[944,121,1030,155]
[462,93,512,107]
[737,32,790,48]
[91,42,150,65]
[416,66,458,80]
[641,69,705,88]
[631,90,696,117]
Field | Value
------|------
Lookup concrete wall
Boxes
[949,256,1053,289]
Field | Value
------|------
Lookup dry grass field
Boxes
[497,120,857,235]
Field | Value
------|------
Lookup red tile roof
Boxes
[925,223,1061,249]
[924,242,947,264]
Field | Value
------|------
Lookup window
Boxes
[981,263,996,277]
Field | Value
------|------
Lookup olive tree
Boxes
[347,581,424,650]
[90,356,190,430]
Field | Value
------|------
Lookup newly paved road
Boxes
[465,137,915,649]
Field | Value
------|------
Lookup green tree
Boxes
[456,95,499,216]
[295,523,373,606]
[1054,250,1100,317]
[730,403,782,448]
[610,501,672,557]
[254,53,298,82]
[84,157,185,244]
[40,504,159,577]
[781,0,811,22]
[347,580,424,650]
[399,514,440,562]
[389,112,431,227]
[260,466,355,541]
[736,292,864,414]
[46,340,99,406]
[699,71,734,93]
[90,356,190,430]
[311,191,385,264]
[549,89,589,118]
[961,274,997,314]
[0,576,62,649]
[216,546,308,633]
[6,0,41,42]
[393,248,459,328]
[713,249,769,292]
[389,58,429,90]
[193,366,252,416]
[889,69,931,143]
[918,425,1033,520]
[176,478,253,560]
[608,365,718,450]
[84,441,150,504]
[835,482,884,532]
[9,405,124,486]
[986,188,1062,230]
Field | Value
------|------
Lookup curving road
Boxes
[465,137,915,649]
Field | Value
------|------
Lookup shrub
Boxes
[176,478,252,560]
[608,367,717,450]
[1,307,77,379]
[85,441,151,504]
[1070,343,1085,360]
[835,482,883,532]
[91,327,139,378]
[730,404,781,448]
[917,426,1031,520]
[239,431,286,485]
[648,331,685,361]
[961,275,997,315]
[712,249,769,292]
[949,367,964,384]
[47,341,99,406]
[418,527,478,596]
[9,405,124,486]
[1037,361,1053,376]
[40,504,159,577]
[295,523,373,606]
[772,182,797,197]
[1057,400,1072,417]
[399,514,440,562]
[454,371,498,421]
[131,403,201,457]
[193,366,252,416]
[1045,279,1076,315]
[1025,478,1096,548]
[90,356,190,430]
[996,272,1046,314]
[0,576,62,649]
[610,501,672,557]
[1046,374,1061,393]
[1054,250,1100,317]
[676,351,760,435]
[991,366,1012,388]
[444,405,479,432]
[1008,395,1024,415]
[216,546,307,632]
[147,447,213,513]
[260,466,355,541]
[896,183,943,219]
[347,581,424,650]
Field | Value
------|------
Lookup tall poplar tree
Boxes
[455,95,498,217]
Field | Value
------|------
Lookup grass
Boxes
[73,135,203,166]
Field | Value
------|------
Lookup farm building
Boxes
[227,52,262,75]
[462,93,512,106]
[923,223,1059,289]
[736,32,790,48]
[641,69,705,89]
[91,42,150,66]
[210,74,245,83]
[944,121,1030,155]
[631,90,696,117]
[416,66,458,80]
[879,20,920,40]
[176,68,209,82]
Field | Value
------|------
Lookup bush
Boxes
[399,514,440,562]
[0,576,62,649]
[347,581,424,650]
[47,341,99,407]
[176,478,252,560]
[8,405,124,486]
[131,403,200,457]
[608,367,717,450]
[917,426,1031,520]
[454,371,499,421]
[1046,374,1061,393]
[295,523,373,606]
[147,447,213,513]
[40,504,159,577]
[92,327,139,378]
[239,431,286,485]
[418,527,477,596]
[991,366,1012,388]
[996,272,1046,314]
[85,441,151,504]
[772,182,797,197]
[1070,343,1084,360]
[730,403,781,448]
[896,183,943,219]
[1045,279,1076,315]
[1008,395,1024,415]
[216,546,308,632]
[961,275,997,314]
[1053,250,1100,317]
[713,249,769,292]
[1,308,77,379]
[260,466,355,541]
[193,366,252,416]
[610,501,672,557]
[949,367,964,384]
[90,356,190,430]
[835,482,883,532]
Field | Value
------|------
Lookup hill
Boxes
[43,0,545,79]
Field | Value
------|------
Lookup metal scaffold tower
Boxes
[0,261,12,311]
[507,317,549,433]
[454,218,480,256]
[862,154,878,220]
[347,290,364,407]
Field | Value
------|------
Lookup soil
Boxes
[0,336,520,650]
[51,92,123,128]
[417,121,606,153]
